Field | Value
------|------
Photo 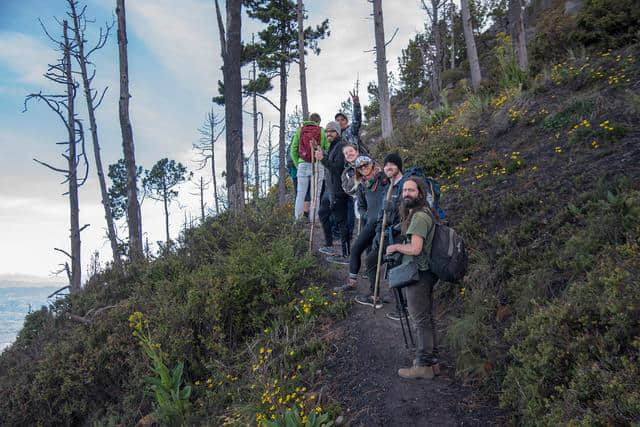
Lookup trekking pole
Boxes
[372,184,395,312]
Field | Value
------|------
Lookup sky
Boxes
[0,0,427,283]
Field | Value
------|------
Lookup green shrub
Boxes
[574,0,640,48]
[0,200,327,426]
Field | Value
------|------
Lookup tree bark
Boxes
[219,0,244,212]
[461,0,482,90]
[116,0,143,262]
[162,181,170,242]
[277,60,288,205]
[69,0,122,270]
[268,122,273,190]
[372,0,393,139]
[450,0,455,70]
[428,0,444,104]
[210,119,220,215]
[297,0,309,120]
[199,176,205,221]
[510,0,529,71]
[252,37,260,201]
[63,21,82,292]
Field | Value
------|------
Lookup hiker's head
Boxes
[383,153,403,179]
[399,177,427,223]
[335,112,349,129]
[342,143,359,163]
[309,113,321,124]
[325,121,341,142]
[355,155,374,178]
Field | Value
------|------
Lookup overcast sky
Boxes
[0,0,427,283]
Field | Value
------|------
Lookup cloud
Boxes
[125,0,221,95]
[0,31,59,87]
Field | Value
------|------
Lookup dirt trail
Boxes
[317,245,505,426]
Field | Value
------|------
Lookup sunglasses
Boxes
[357,163,372,170]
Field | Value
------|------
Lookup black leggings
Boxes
[349,220,376,277]
[319,192,350,255]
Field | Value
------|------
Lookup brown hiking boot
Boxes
[397,364,435,380]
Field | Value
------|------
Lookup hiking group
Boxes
[287,93,468,380]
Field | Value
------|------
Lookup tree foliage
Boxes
[108,159,142,222]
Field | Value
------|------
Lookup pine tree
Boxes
[244,0,328,205]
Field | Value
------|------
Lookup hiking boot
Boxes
[398,364,435,380]
[326,255,349,265]
[319,246,337,256]
[385,311,402,321]
[354,294,383,309]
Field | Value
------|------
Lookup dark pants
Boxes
[406,270,439,366]
[319,190,350,256]
[347,197,355,239]
[365,243,381,294]
[349,219,376,278]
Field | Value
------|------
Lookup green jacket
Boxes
[289,121,329,168]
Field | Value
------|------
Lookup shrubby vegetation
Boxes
[367,2,640,421]
[0,198,346,426]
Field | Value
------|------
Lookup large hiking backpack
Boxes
[298,124,321,162]
[425,209,468,283]
[403,166,446,221]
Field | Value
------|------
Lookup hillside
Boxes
[1,1,640,426]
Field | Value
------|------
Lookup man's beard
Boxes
[403,196,419,209]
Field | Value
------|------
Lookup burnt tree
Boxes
[116,0,144,261]
[25,20,89,292]
[214,0,245,212]
[195,108,224,215]
[66,0,122,270]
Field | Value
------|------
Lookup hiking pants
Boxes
[349,219,376,278]
[364,243,382,294]
[294,162,312,219]
[405,270,439,367]
[319,192,350,255]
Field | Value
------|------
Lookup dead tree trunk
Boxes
[116,0,143,262]
[252,36,260,201]
[510,0,529,71]
[268,122,273,190]
[68,0,121,270]
[422,0,444,104]
[215,0,245,212]
[162,181,170,242]
[210,129,220,216]
[199,176,205,221]
[372,0,393,139]
[297,0,309,120]
[460,0,482,90]
[277,60,288,205]
[450,0,455,70]
[27,20,89,292]
[63,21,82,292]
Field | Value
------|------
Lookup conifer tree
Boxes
[244,0,328,205]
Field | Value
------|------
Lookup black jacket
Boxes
[356,170,389,224]
[321,137,348,199]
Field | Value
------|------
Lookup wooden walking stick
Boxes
[372,183,395,312]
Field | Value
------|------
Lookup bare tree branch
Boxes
[33,158,69,174]
[54,247,73,259]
